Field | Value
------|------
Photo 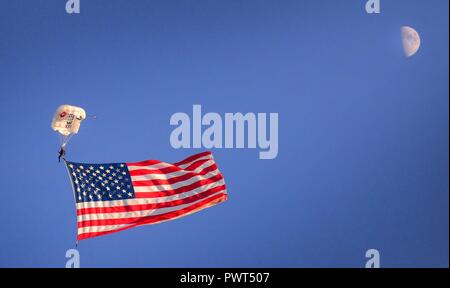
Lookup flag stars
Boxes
[69,162,134,203]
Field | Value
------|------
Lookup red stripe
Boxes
[128,158,214,176]
[182,158,212,171]
[77,192,227,240]
[172,151,212,166]
[77,184,226,216]
[129,166,187,176]
[134,174,224,198]
[131,163,218,187]
[126,159,162,166]
[126,151,211,167]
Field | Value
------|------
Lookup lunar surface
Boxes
[401,26,421,57]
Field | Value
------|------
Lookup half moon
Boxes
[401,26,421,57]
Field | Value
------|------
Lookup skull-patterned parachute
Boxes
[51,105,86,149]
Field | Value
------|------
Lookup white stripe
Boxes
[79,223,132,235]
[78,191,226,234]
[76,179,226,209]
[77,189,226,222]
[127,155,212,171]
[129,160,216,181]
[133,170,222,193]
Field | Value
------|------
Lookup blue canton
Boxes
[66,162,135,203]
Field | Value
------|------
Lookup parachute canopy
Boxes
[51,105,86,147]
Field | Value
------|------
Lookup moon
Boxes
[401,26,421,57]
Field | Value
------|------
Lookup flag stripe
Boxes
[172,151,212,166]
[130,162,217,181]
[126,151,211,168]
[77,183,226,216]
[131,163,219,186]
[133,173,223,195]
[75,177,224,209]
[128,158,213,176]
[77,187,226,223]
[127,155,212,171]
[77,192,227,240]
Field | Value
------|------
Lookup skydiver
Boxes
[58,147,66,162]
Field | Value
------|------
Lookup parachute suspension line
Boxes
[58,134,73,162]
[57,135,65,162]
[63,134,75,147]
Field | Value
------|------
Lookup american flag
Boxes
[65,152,228,240]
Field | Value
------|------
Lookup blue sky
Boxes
[0,0,448,267]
